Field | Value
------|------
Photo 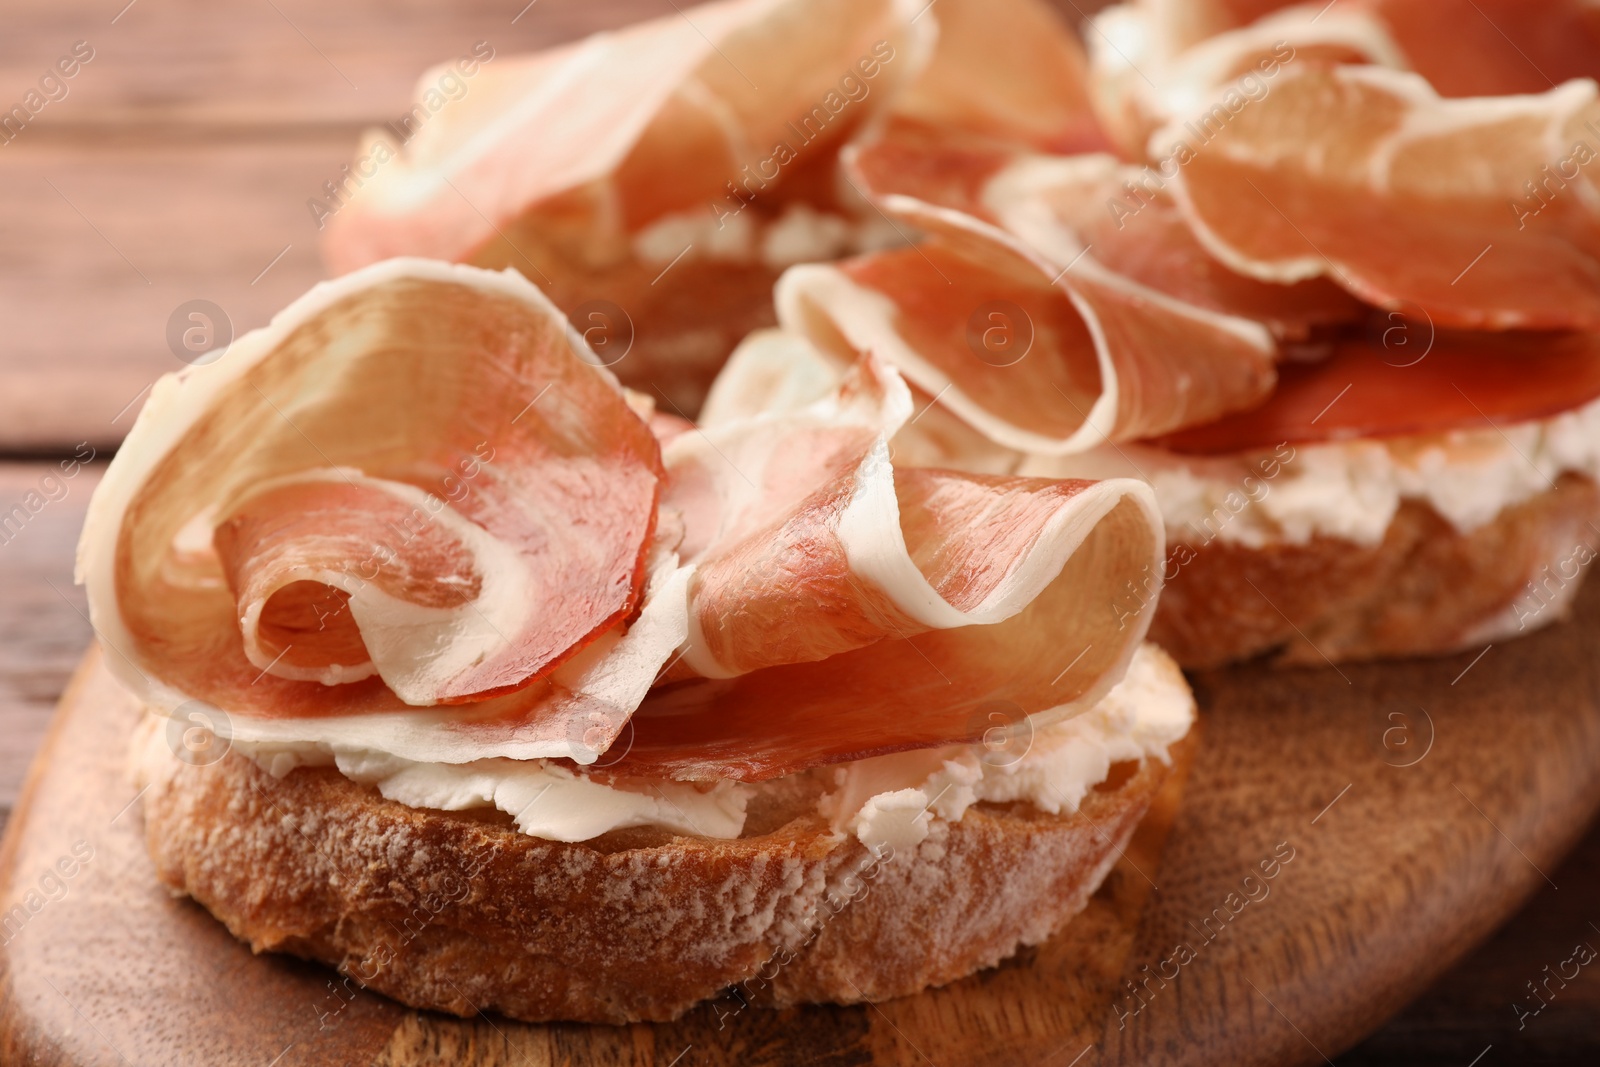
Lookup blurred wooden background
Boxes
[1,1,1596,1063]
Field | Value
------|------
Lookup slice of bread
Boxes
[1151,473,1600,669]
[136,722,1184,1024]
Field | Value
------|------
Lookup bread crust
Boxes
[1150,474,1600,669]
[139,735,1174,1023]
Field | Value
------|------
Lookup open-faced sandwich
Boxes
[81,259,1194,1022]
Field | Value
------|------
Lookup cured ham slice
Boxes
[885,0,1110,156]
[1087,1,1403,160]
[1091,0,1600,165]
[619,467,1161,781]
[611,355,1165,781]
[1112,0,1312,54]
[1160,65,1600,330]
[79,259,678,764]
[989,154,1365,339]
[774,185,1277,454]
[703,327,1024,475]
[213,471,522,696]
[325,0,915,267]
[847,125,1364,340]
[699,328,848,428]
[834,0,1108,227]
[1111,0,1600,99]
[1366,0,1600,99]
[322,0,922,410]
[1156,329,1600,455]
[844,119,1018,227]
[669,355,911,677]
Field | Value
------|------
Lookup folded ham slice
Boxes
[1160,64,1600,330]
[80,259,679,763]
[1100,0,1600,103]
[1088,0,1600,192]
[1157,329,1600,455]
[848,123,1364,340]
[996,155,1364,335]
[325,0,916,268]
[1087,1,1405,160]
[702,326,1025,475]
[1098,0,1319,56]
[322,0,923,411]
[1084,2,1600,330]
[883,0,1110,156]
[776,153,1277,454]
[615,353,1165,781]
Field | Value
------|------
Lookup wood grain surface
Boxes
[0,464,101,811]
[2,580,1600,1066]
[0,0,683,450]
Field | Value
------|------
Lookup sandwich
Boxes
[82,259,1195,1023]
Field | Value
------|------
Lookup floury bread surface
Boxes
[1147,475,1600,668]
[139,742,1176,1023]
[136,650,1195,1024]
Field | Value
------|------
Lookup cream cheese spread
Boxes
[631,201,902,270]
[135,644,1193,846]
[1021,395,1600,548]
[823,642,1193,854]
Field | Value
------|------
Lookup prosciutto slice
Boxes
[1087,1,1404,160]
[1156,329,1600,455]
[774,166,1277,454]
[701,326,1024,475]
[1087,1,1600,330]
[325,0,917,270]
[1160,64,1600,330]
[79,259,677,763]
[848,124,1363,340]
[1099,0,1320,55]
[1100,0,1600,101]
[612,353,1165,781]
[321,0,924,410]
[884,0,1110,156]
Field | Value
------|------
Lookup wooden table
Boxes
[2,1,1598,1063]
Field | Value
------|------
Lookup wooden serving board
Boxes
[3,583,1600,1067]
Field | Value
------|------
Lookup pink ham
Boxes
[847,123,1364,340]
[320,0,923,411]
[775,166,1278,454]
[80,260,671,763]
[616,353,1166,780]
[1161,64,1600,330]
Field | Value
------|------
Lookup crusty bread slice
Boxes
[1151,473,1600,669]
[137,727,1181,1024]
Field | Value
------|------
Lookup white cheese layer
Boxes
[1021,395,1600,549]
[630,201,903,270]
[822,643,1193,855]
[134,645,1193,845]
